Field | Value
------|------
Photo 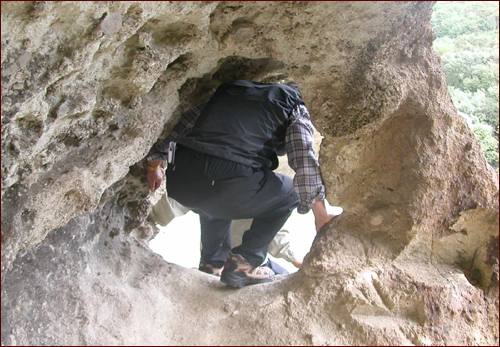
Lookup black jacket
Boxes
[177,80,304,170]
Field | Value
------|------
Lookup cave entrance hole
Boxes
[148,56,343,273]
[148,155,343,274]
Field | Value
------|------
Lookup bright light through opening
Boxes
[149,202,343,274]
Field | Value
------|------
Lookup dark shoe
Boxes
[220,252,275,288]
[198,261,223,276]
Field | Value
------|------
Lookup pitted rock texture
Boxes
[1,1,498,345]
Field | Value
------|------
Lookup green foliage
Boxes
[431,1,499,38]
[448,87,499,129]
[431,1,499,172]
[439,47,498,92]
[471,123,499,170]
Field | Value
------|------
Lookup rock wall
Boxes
[1,1,498,345]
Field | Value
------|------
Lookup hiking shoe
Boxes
[198,261,223,276]
[220,252,275,288]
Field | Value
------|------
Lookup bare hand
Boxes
[315,213,335,232]
[292,259,303,269]
[311,199,335,232]
[146,167,164,192]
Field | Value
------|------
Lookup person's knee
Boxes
[287,191,299,211]
[281,186,299,214]
[277,174,295,196]
[281,175,299,208]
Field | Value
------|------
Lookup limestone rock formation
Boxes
[1,1,498,345]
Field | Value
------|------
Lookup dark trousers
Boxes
[166,145,299,267]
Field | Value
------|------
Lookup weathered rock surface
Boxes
[1,1,498,345]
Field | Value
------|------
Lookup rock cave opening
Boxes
[146,55,343,274]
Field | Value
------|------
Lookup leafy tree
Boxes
[432,1,499,172]
[471,122,499,170]
[431,1,499,38]
[440,48,498,92]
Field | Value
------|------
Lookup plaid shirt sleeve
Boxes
[286,104,326,214]
[147,99,209,161]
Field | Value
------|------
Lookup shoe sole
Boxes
[220,271,275,288]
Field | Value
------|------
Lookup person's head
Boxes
[284,81,299,92]
[255,75,301,95]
